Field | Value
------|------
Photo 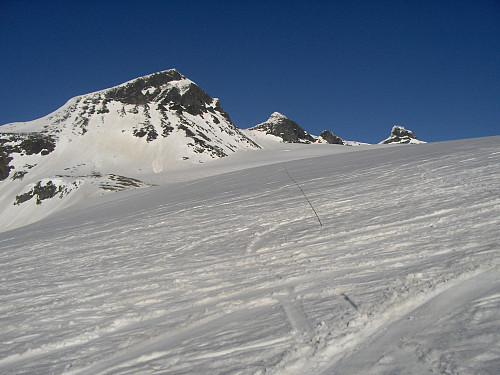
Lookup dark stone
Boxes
[132,124,158,142]
[0,133,55,180]
[320,130,345,145]
[160,121,174,137]
[103,69,235,127]
[33,181,58,203]
[391,126,416,138]
[382,126,420,144]
[180,84,213,116]
[0,153,13,181]
[14,190,33,205]
[19,135,56,155]
[11,171,28,180]
[105,69,184,105]
[250,114,316,143]
[99,174,150,191]
[14,180,60,205]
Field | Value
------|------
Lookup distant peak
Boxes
[320,130,345,145]
[380,125,425,144]
[250,112,316,143]
[390,125,416,138]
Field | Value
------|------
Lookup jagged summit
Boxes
[380,125,425,144]
[249,112,316,143]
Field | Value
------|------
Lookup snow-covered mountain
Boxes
[380,125,425,144]
[0,69,424,231]
[0,135,498,374]
[2,69,496,375]
[0,69,263,230]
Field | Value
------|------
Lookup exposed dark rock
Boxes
[0,133,55,180]
[11,171,28,180]
[99,174,151,191]
[320,130,345,145]
[19,135,56,155]
[0,152,13,181]
[160,120,174,137]
[250,112,316,143]
[14,180,59,205]
[14,190,34,205]
[177,84,213,117]
[33,181,58,203]
[213,99,232,123]
[105,69,184,105]
[133,123,158,142]
[178,123,227,157]
[382,125,422,144]
[102,69,234,126]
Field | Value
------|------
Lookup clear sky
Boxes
[1,0,499,143]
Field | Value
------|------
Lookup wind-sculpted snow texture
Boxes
[0,137,499,374]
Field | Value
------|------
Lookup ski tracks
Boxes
[274,287,313,339]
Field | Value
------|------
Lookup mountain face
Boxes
[0,69,262,230]
[0,69,426,231]
[380,125,425,144]
[0,69,261,177]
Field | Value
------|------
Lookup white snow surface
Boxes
[0,136,499,374]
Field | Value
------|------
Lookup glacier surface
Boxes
[0,137,499,374]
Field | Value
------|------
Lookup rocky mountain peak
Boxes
[100,69,231,121]
[268,112,288,121]
[380,125,425,144]
[319,130,345,145]
[250,113,316,143]
[102,69,185,105]
[0,69,261,221]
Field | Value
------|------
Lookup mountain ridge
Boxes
[0,69,425,231]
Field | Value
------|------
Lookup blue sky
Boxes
[1,0,498,143]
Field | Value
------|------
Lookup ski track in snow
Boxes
[0,137,499,374]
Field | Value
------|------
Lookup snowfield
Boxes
[0,137,499,374]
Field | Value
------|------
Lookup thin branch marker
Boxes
[284,167,323,227]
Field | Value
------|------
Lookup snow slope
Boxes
[0,136,498,374]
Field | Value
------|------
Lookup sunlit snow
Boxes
[0,137,499,374]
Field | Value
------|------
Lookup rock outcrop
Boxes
[380,125,425,144]
[249,112,316,143]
